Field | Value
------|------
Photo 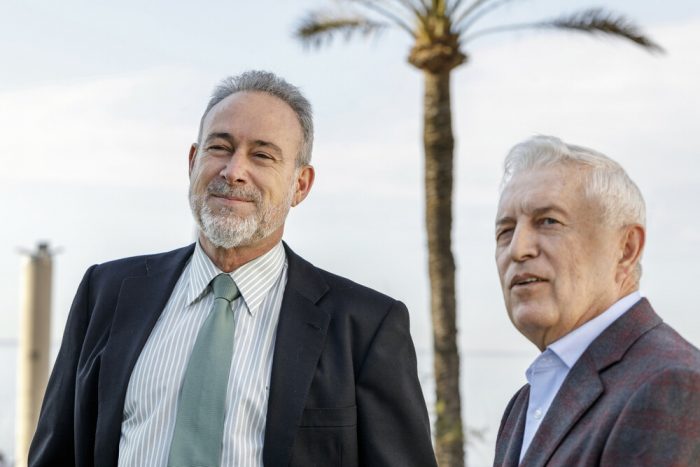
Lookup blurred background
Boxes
[1,0,699,465]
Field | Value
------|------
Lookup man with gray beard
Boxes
[30,71,437,467]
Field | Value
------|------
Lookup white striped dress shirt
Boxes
[118,241,287,467]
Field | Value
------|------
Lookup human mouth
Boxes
[206,180,261,205]
[510,274,548,289]
[211,193,253,202]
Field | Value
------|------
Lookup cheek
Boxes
[189,173,205,193]
[551,258,590,308]
[264,177,291,200]
[495,250,508,282]
[190,164,216,189]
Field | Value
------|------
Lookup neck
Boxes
[618,279,639,299]
[198,229,283,272]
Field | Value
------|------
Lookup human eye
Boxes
[496,226,513,243]
[252,152,277,162]
[540,217,560,226]
[206,144,231,154]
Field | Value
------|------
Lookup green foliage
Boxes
[546,8,665,53]
[295,12,387,48]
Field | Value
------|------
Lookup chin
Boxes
[510,303,557,338]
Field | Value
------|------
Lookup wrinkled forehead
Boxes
[497,165,588,216]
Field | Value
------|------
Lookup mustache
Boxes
[206,179,261,203]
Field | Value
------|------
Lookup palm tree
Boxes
[295,2,662,466]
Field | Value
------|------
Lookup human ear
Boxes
[291,165,315,207]
[188,143,198,176]
[617,224,645,281]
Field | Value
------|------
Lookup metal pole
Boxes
[15,242,53,467]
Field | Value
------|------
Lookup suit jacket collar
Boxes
[95,244,195,467]
[263,242,331,466]
[518,298,662,466]
[586,298,661,373]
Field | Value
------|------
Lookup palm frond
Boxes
[353,0,418,37]
[545,8,664,52]
[386,0,430,16]
[295,12,388,48]
[451,0,495,27]
[383,0,432,33]
[446,0,469,17]
[462,8,664,53]
[454,0,516,33]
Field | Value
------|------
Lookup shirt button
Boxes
[534,408,543,420]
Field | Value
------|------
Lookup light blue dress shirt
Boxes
[519,291,642,462]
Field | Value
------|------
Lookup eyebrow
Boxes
[252,139,283,155]
[495,205,567,227]
[531,205,568,218]
[204,132,283,155]
[204,132,234,145]
[495,216,514,229]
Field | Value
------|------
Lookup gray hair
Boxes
[197,70,314,166]
[501,135,646,228]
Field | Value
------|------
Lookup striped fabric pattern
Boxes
[118,241,287,467]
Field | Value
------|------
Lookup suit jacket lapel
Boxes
[263,244,330,467]
[495,386,529,467]
[521,354,604,466]
[95,244,195,466]
[521,298,662,466]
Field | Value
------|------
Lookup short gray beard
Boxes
[189,177,296,249]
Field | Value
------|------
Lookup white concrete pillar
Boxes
[15,242,53,467]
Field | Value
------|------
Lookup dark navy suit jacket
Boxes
[29,243,437,467]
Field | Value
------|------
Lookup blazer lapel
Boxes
[521,354,604,466]
[95,244,195,467]
[521,298,662,466]
[495,386,530,467]
[263,244,330,467]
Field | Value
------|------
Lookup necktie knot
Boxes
[212,273,239,303]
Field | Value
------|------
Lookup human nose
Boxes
[509,223,538,262]
[220,151,248,183]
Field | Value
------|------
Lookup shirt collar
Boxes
[525,348,567,384]
[186,241,287,316]
[548,291,642,369]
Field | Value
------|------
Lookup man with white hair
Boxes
[493,135,700,466]
[29,71,437,467]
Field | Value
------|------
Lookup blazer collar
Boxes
[95,244,195,467]
[586,298,661,372]
[280,241,329,303]
[520,298,661,466]
[263,242,331,466]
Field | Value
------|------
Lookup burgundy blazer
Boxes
[494,298,700,466]
[29,243,437,467]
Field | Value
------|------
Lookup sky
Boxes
[1,0,699,464]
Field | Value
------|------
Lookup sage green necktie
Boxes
[168,273,240,467]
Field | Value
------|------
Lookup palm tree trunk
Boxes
[423,70,464,467]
